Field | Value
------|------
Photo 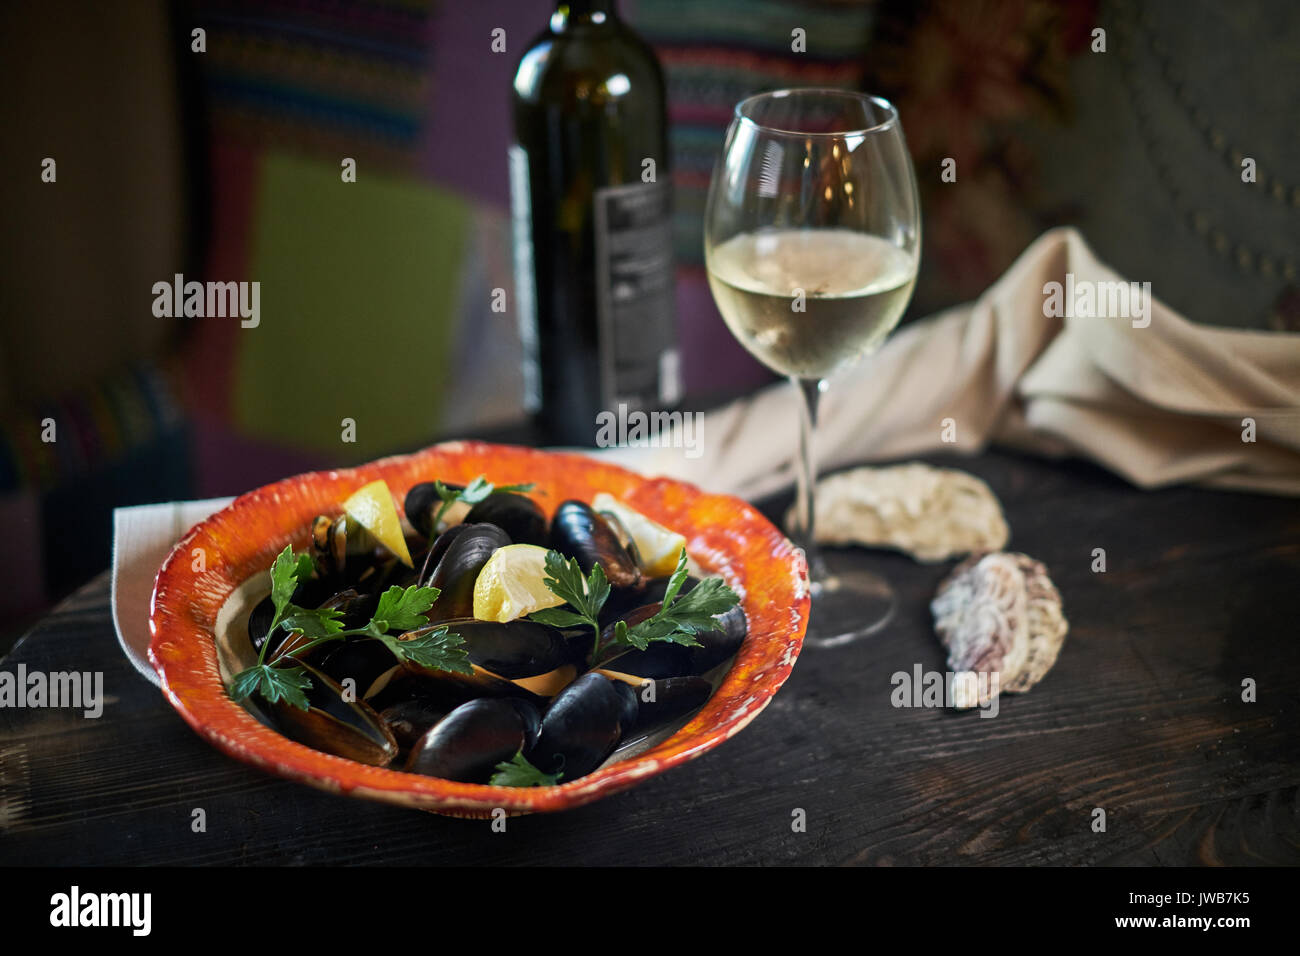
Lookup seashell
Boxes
[788,463,1009,563]
[930,551,1068,709]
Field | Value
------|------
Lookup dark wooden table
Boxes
[2,449,1298,865]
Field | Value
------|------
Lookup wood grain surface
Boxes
[2,449,1298,865]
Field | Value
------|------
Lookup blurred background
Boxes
[2,0,1297,643]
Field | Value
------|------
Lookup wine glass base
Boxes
[803,566,896,648]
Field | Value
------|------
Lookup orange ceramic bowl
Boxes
[149,441,809,816]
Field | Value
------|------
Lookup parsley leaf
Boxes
[528,550,610,662]
[277,606,345,642]
[373,585,441,633]
[489,750,562,787]
[377,625,473,675]
[430,476,536,531]
[234,553,470,711]
[269,545,307,626]
[606,548,739,655]
[231,663,313,711]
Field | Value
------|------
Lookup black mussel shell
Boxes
[397,619,577,701]
[405,697,541,783]
[619,675,712,735]
[598,642,693,680]
[263,662,398,766]
[416,524,473,585]
[445,618,571,680]
[310,514,384,582]
[248,575,335,655]
[597,574,704,628]
[531,673,639,780]
[404,481,466,539]
[464,493,548,547]
[594,604,692,678]
[425,523,511,621]
[379,695,453,752]
[550,500,642,590]
[319,587,378,629]
[314,637,400,701]
[689,604,748,673]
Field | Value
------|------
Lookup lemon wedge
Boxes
[343,479,413,568]
[592,493,687,578]
[473,543,567,622]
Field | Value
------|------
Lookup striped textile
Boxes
[634,0,879,264]
[0,364,185,494]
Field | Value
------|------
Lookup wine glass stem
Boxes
[790,376,829,583]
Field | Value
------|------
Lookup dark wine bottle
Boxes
[511,0,679,447]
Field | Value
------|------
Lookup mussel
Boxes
[594,604,692,678]
[689,603,748,674]
[550,500,642,589]
[597,573,704,628]
[310,514,380,579]
[423,523,511,620]
[314,637,400,701]
[531,672,639,779]
[464,493,548,547]
[618,675,712,736]
[405,697,541,782]
[379,695,453,752]
[401,618,577,699]
[404,481,471,539]
[262,661,397,766]
[248,575,335,655]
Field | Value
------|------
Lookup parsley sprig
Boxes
[430,476,535,533]
[529,547,739,665]
[489,750,562,787]
[232,545,471,711]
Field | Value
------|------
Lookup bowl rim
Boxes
[148,440,809,814]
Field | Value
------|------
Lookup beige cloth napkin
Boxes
[600,227,1300,498]
[110,227,1300,683]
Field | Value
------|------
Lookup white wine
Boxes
[706,229,916,379]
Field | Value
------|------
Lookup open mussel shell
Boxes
[464,493,548,547]
[404,481,471,539]
[379,695,453,753]
[446,617,575,684]
[314,637,400,701]
[248,576,335,655]
[311,514,384,580]
[532,672,639,780]
[550,500,642,590]
[399,618,577,700]
[405,697,541,783]
[263,661,398,766]
[424,522,511,621]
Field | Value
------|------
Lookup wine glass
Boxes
[703,88,920,647]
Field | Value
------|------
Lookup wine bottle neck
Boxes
[552,1,619,29]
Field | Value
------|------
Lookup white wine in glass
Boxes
[703,90,921,646]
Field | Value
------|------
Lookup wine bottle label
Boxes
[508,144,542,413]
[592,179,680,410]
